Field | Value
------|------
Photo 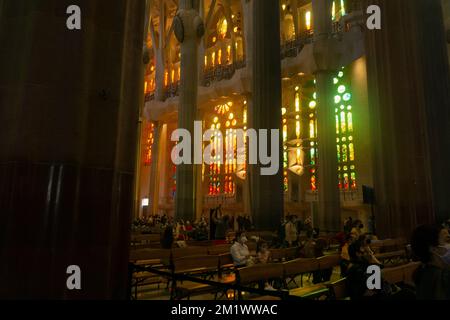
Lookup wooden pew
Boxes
[382,262,421,286]
[129,249,171,299]
[326,278,348,300]
[282,258,320,287]
[236,263,284,300]
[171,247,209,260]
[171,255,220,300]
[207,244,232,256]
[317,254,341,271]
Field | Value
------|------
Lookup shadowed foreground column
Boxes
[364,0,450,237]
[0,0,145,299]
[248,0,284,230]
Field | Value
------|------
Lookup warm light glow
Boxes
[306,11,311,30]
[295,92,300,112]
[341,0,346,16]
[332,1,336,20]
[218,19,228,38]
[218,49,222,65]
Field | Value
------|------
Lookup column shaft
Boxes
[0,0,145,298]
[248,0,283,230]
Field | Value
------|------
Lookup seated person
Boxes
[358,234,382,265]
[412,225,450,299]
[230,231,251,267]
[256,240,271,264]
[256,240,275,290]
[346,239,389,300]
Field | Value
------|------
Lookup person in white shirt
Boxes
[285,216,298,247]
[230,231,250,267]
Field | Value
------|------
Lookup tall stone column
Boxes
[173,0,204,223]
[364,0,450,237]
[248,0,284,231]
[313,0,341,232]
[0,1,145,298]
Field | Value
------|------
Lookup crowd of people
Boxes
[134,210,450,300]
[339,218,450,300]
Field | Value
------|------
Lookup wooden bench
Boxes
[382,262,421,286]
[289,284,329,300]
[326,278,349,300]
[282,258,320,287]
[171,247,209,260]
[171,255,220,300]
[270,247,299,262]
[129,249,171,299]
[236,263,284,300]
[207,244,232,256]
[317,254,341,271]
[375,250,408,265]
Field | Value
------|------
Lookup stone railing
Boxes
[202,59,247,87]
[281,30,314,59]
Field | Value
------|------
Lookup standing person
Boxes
[237,215,244,232]
[285,216,298,247]
[209,207,217,240]
[244,215,252,231]
[276,217,287,248]
[213,208,229,244]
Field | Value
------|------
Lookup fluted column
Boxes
[174,0,204,223]
[313,0,341,232]
[0,1,145,298]
[364,0,450,237]
[248,0,283,230]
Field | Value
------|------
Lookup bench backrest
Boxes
[327,278,348,300]
[237,263,284,285]
[129,249,170,262]
[283,258,320,277]
[171,247,209,260]
[208,244,232,255]
[317,254,341,270]
[172,255,219,274]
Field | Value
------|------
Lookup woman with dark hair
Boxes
[411,225,450,300]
